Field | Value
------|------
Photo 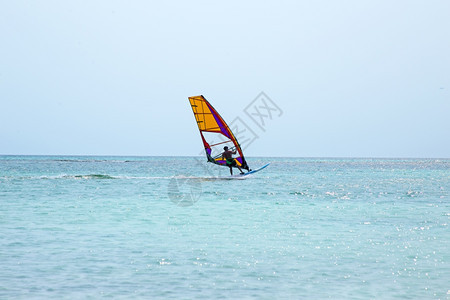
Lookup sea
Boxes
[0,156,449,299]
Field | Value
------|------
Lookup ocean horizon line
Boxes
[0,154,448,160]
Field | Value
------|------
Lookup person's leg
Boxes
[237,166,244,174]
[232,160,243,174]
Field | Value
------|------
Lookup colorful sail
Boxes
[188,95,249,170]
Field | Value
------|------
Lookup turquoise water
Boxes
[1,156,449,299]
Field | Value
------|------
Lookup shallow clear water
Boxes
[1,156,449,299]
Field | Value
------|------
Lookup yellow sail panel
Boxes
[197,113,222,132]
[189,96,222,132]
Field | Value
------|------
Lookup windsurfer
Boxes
[222,146,244,175]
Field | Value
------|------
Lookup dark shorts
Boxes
[226,158,236,167]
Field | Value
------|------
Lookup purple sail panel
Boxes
[207,102,231,139]
[216,159,226,165]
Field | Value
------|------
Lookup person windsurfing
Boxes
[222,146,244,175]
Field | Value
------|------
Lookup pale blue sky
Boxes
[1,1,449,158]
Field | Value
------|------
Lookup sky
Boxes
[0,0,449,158]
